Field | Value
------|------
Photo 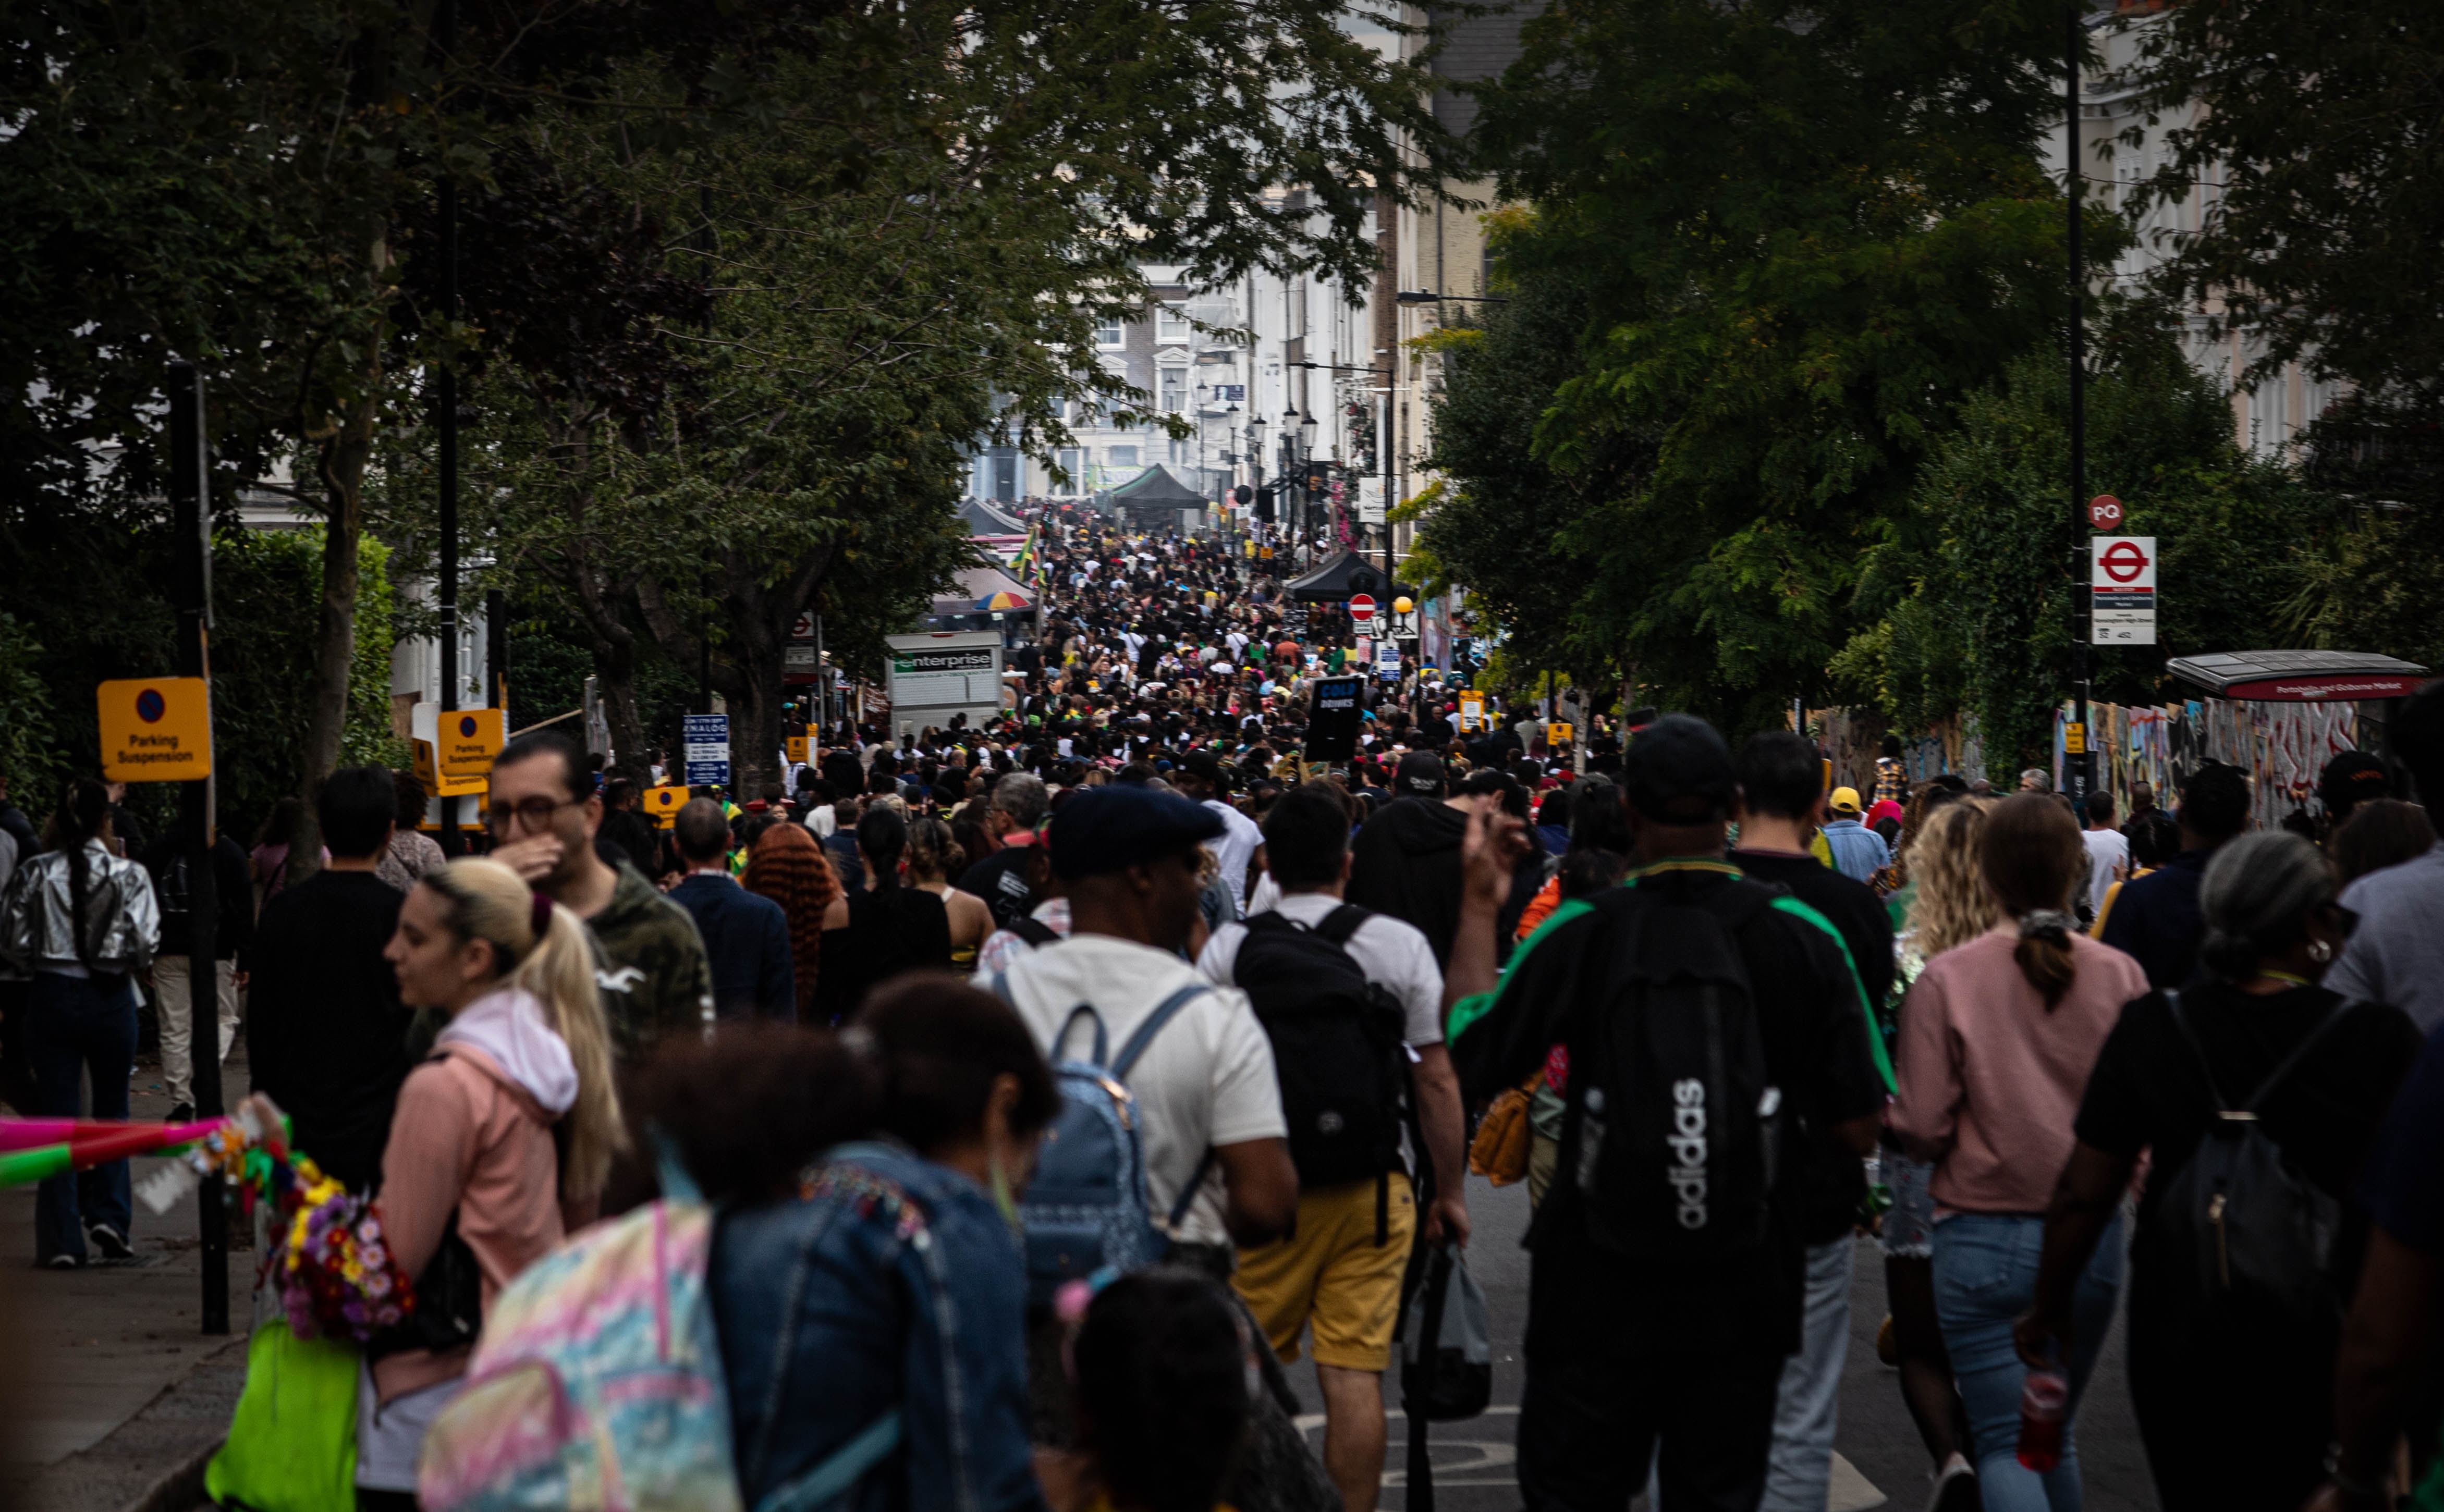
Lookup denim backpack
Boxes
[417,1148,902,1512]
[992,977,1212,1305]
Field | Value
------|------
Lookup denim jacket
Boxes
[709,1141,1048,1512]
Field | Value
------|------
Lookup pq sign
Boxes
[2088,495,2124,530]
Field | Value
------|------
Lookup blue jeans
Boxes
[1758,1238,1855,1512]
[26,971,138,1263]
[1932,1212,2122,1512]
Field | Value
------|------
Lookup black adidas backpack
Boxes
[1233,906,1414,1232]
[2147,991,2350,1331]
[1570,880,1784,1261]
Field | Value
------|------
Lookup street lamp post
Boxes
[1281,408,1303,564]
[1248,414,1268,561]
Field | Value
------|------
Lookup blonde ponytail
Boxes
[421,858,628,1201]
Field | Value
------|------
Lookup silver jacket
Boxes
[0,841,161,977]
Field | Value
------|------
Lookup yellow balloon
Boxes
[1393,596,1415,614]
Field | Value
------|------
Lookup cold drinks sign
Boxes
[2092,535,2157,646]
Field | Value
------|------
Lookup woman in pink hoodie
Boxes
[1891,795,2149,1512]
[357,858,624,1509]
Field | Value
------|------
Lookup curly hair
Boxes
[742,823,839,1021]
[1903,798,2000,958]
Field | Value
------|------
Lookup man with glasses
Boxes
[487,731,713,1060]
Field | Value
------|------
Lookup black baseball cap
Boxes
[1396,751,1448,796]
[1180,749,1232,794]
[2319,751,2390,819]
[1046,784,1226,880]
[1621,714,1737,824]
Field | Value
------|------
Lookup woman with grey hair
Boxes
[2014,830,2421,1511]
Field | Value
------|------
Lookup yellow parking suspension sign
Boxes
[438,708,505,779]
[98,678,212,782]
[643,783,689,828]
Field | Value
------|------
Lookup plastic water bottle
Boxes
[2016,1367,2069,1473]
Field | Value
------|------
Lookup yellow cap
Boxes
[1829,785,1862,814]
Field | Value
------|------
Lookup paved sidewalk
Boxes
[0,1044,256,1512]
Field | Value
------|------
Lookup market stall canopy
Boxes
[960,497,1027,537]
[1093,462,1208,514]
[2166,650,2429,703]
[931,564,1035,618]
[1283,550,1415,605]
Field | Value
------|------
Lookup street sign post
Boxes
[1458,692,1484,733]
[2091,535,2157,645]
[2088,495,2124,530]
[1376,642,1401,682]
[682,713,731,788]
[1347,594,1376,625]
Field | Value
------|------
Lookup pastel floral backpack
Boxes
[417,1148,745,1512]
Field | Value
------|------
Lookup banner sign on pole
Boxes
[682,714,731,788]
[97,678,213,782]
[2092,535,2157,645]
[1458,692,1484,732]
[1376,642,1402,682]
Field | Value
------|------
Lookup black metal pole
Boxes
[435,0,463,855]
[167,363,227,1335]
[2067,5,2093,811]
[486,586,507,712]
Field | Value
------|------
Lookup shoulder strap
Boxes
[2242,1000,2359,1114]
[1054,1004,1110,1068]
[2162,989,2233,1111]
[1111,983,1211,1079]
[1167,1148,1219,1232]
[1316,904,1370,946]
[753,1409,905,1512]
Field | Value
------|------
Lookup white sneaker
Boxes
[1926,1454,1978,1512]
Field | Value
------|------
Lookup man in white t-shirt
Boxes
[996,785,1296,1254]
[1175,751,1261,910]
[2081,789,2130,919]
[1195,780,1469,1512]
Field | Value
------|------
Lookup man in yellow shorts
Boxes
[1199,781,1470,1512]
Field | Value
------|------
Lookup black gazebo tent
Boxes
[1096,462,1209,530]
[1283,549,1414,604]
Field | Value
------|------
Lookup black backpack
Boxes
[2147,991,2351,1330]
[1233,907,1412,1234]
[1568,880,1783,1261]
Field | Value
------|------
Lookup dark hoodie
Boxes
[1347,796,1473,967]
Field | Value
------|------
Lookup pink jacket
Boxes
[370,1044,564,1402]
[1890,925,2147,1215]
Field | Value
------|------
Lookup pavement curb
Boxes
[124,1441,216,1512]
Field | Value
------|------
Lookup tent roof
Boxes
[959,497,1027,536]
[1282,550,1414,604]
[1098,461,1208,508]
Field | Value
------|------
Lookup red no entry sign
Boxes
[1348,594,1377,623]
[2089,495,2124,529]
[2097,538,2152,584]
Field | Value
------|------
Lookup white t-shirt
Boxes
[2081,827,2130,915]
[804,805,837,839]
[1001,933,1286,1247]
[1202,800,1263,907]
[1198,892,1445,1049]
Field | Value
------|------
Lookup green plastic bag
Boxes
[204,1322,359,1512]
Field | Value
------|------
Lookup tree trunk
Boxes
[289,362,382,888]
[637,542,834,803]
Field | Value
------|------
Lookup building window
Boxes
[1093,317,1125,348]
[1159,366,1188,414]
[1157,304,1191,343]
[1057,448,1083,490]
[1108,445,1139,469]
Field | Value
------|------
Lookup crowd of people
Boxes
[3,512,2444,1512]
